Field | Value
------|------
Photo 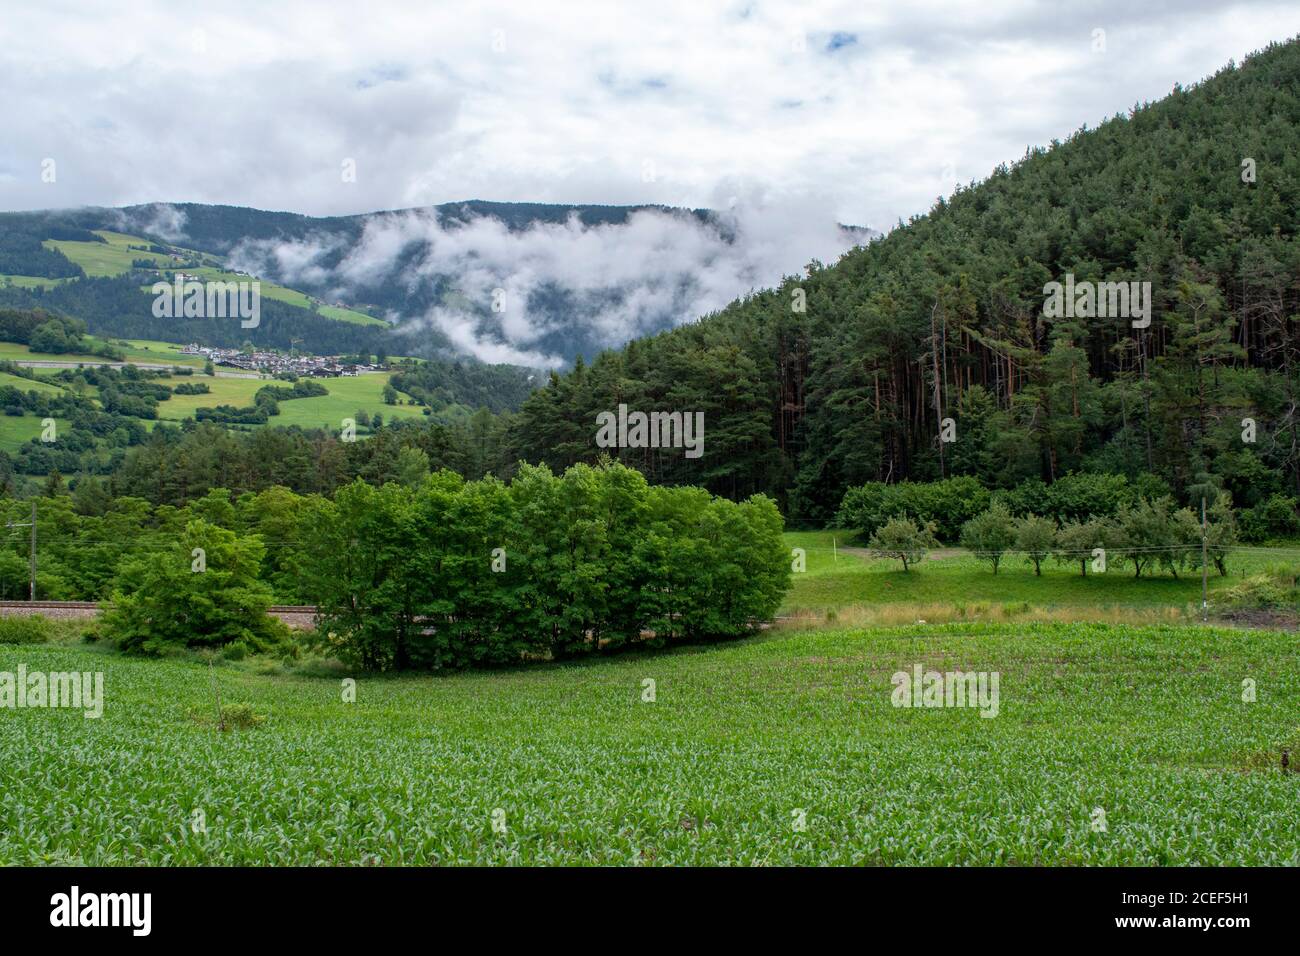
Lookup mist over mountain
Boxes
[103,198,873,367]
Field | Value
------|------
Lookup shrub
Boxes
[189,701,266,731]
[0,614,52,644]
[1239,494,1300,543]
[1220,571,1299,610]
[836,476,989,542]
[1043,472,1133,522]
[102,520,292,656]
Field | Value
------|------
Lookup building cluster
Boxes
[180,345,379,377]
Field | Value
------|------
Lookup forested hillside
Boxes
[509,40,1300,522]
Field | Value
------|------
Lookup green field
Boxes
[268,373,424,428]
[151,371,424,430]
[43,230,175,277]
[0,337,205,369]
[0,371,66,397]
[0,275,73,289]
[1,346,422,435]
[0,415,70,453]
[2,618,1297,865]
[781,530,1299,624]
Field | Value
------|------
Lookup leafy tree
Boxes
[1015,514,1057,576]
[1053,517,1110,576]
[102,520,289,655]
[867,517,938,572]
[960,503,1016,574]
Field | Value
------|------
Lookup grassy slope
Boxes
[2,620,1297,865]
[44,230,174,277]
[0,275,73,289]
[0,338,205,368]
[0,415,70,453]
[36,230,383,326]
[0,371,66,396]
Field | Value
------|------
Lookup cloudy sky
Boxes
[3,0,1297,229]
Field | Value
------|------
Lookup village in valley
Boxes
[179,344,384,378]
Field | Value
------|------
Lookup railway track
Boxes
[0,601,317,612]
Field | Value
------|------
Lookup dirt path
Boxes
[839,546,966,562]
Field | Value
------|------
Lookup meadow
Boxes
[0,415,68,453]
[781,530,1299,625]
[43,230,177,277]
[1,616,1296,866]
[0,337,205,368]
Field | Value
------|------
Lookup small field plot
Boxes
[270,373,426,429]
[0,415,70,453]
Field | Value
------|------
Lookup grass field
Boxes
[269,373,424,428]
[0,275,73,289]
[1,618,1297,865]
[0,415,70,452]
[43,230,174,277]
[151,371,424,430]
[0,337,205,369]
[0,371,67,397]
[781,530,1300,625]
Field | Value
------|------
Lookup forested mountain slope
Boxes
[510,39,1300,522]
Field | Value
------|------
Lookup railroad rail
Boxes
[0,601,318,612]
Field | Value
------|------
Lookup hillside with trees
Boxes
[507,39,1300,524]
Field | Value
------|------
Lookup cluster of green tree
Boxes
[1,462,791,669]
[0,409,510,501]
[297,462,789,670]
[171,381,209,395]
[868,492,1238,579]
[194,404,270,425]
[507,40,1300,520]
[0,367,87,422]
[389,359,537,415]
[0,307,120,358]
[254,379,329,403]
[837,472,1298,545]
[102,519,291,657]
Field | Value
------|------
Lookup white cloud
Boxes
[1,0,1296,230]
[229,192,864,366]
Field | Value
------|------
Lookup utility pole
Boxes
[5,500,36,601]
[1201,497,1208,624]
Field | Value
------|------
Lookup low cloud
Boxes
[228,192,867,366]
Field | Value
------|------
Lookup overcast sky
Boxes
[2,1,1297,230]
